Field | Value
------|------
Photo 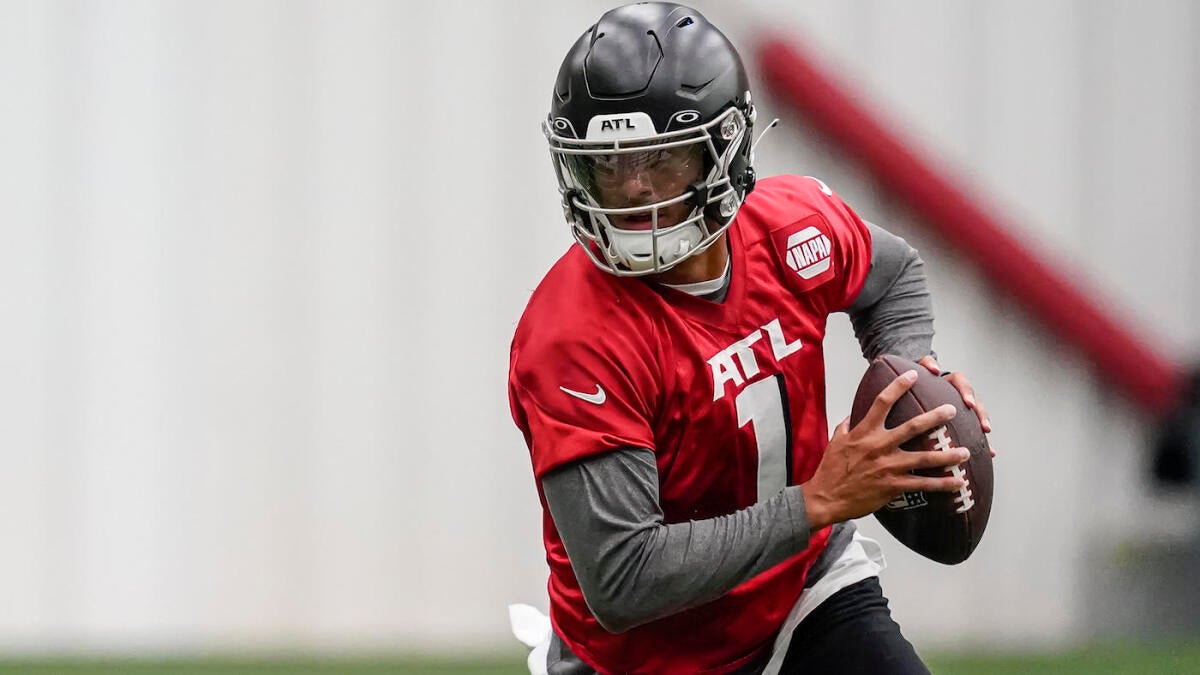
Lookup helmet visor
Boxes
[564,144,702,210]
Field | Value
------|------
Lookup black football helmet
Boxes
[545,2,757,276]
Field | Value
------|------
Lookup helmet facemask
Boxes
[546,105,754,276]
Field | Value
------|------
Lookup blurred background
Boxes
[2,0,1198,672]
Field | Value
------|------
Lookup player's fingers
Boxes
[863,370,919,427]
[897,446,970,472]
[971,398,992,433]
[917,355,942,375]
[897,473,967,494]
[886,403,957,445]
[946,373,991,433]
[945,372,974,405]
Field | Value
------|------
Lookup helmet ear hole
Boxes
[563,189,593,234]
[738,166,757,194]
[728,132,756,195]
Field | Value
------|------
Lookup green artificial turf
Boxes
[2,639,1199,675]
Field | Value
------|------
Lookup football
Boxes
[849,354,994,565]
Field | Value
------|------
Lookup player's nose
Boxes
[620,169,656,201]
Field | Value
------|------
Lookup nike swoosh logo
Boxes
[559,384,606,405]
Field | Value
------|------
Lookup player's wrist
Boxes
[798,482,833,533]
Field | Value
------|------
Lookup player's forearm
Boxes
[847,222,935,361]
[588,485,810,633]
[541,447,812,634]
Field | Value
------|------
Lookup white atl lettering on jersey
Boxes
[784,226,832,280]
[929,425,975,513]
[708,318,804,402]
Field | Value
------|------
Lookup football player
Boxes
[508,3,992,673]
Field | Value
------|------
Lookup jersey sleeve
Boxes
[819,181,874,311]
[766,175,873,314]
[509,323,660,478]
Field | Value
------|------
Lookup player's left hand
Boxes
[918,355,995,457]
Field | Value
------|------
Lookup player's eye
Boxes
[592,162,616,178]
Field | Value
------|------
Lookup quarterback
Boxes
[508,3,991,674]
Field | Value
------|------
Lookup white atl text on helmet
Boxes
[586,112,656,140]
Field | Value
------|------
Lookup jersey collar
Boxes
[649,219,749,329]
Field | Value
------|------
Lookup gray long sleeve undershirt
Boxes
[543,449,813,633]
[847,222,935,362]
[541,222,934,634]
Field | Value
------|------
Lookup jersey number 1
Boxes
[735,373,793,503]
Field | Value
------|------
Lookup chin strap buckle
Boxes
[687,180,710,210]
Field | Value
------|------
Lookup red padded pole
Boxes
[758,37,1183,416]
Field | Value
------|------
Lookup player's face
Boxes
[588,144,703,231]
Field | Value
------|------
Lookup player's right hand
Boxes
[800,370,970,533]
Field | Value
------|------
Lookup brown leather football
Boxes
[849,354,993,564]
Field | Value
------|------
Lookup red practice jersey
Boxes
[508,175,873,674]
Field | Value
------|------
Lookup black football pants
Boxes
[546,576,929,674]
[775,575,930,675]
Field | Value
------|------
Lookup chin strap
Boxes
[686,179,710,210]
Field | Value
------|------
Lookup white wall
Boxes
[0,0,1195,655]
